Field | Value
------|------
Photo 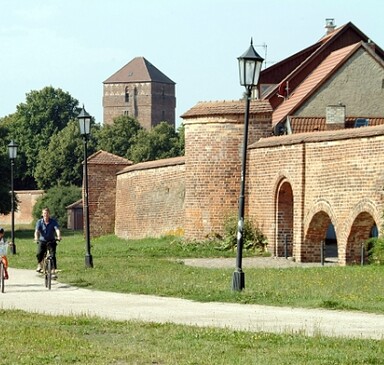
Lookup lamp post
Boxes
[78,105,93,268]
[232,40,264,291]
[8,140,18,255]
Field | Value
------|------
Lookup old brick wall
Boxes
[0,190,44,226]
[103,82,176,128]
[115,157,185,239]
[87,151,132,238]
[182,100,273,240]
[249,125,384,264]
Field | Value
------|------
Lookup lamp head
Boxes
[238,39,264,89]
[78,105,92,136]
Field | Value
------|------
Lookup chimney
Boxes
[325,18,336,35]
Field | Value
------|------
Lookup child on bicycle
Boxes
[34,207,61,279]
[0,228,9,280]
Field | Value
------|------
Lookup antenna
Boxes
[254,43,268,69]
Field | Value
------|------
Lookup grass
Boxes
[7,228,384,313]
[1,309,384,365]
[2,228,384,364]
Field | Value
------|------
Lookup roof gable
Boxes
[261,22,384,109]
[271,42,362,126]
[87,150,133,166]
[104,57,175,85]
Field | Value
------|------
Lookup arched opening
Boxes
[325,223,338,261]
[346,212,377,264]
[303,211,335,262]
[276,181,293,257]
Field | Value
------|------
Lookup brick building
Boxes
[103,57,176,129]
[85,20,384,265]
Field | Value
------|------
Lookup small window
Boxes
[125,87,129,103]
[354,118,369,128]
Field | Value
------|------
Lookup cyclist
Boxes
[0,228,9,280]
[34,207,61,279]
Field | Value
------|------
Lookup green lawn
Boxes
[8,228,384,313]
[1,228,383,364]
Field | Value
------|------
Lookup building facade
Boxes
[103,57,176,129]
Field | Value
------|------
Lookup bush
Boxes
[32,185,82,228]
[218,214,268,253]
[367,236,384,264]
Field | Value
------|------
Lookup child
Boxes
[0,228,9,280]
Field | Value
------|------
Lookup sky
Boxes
[1,0,383,128]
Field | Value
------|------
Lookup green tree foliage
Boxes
[34,120,100,190]
[129,121,184,163]
[96,115,142,159]
[32,185,82,228]
[0,119,19,214]
[8,86,79,189]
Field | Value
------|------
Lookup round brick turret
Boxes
[182,100,272,240]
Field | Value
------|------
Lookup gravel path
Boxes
[0,266,382,340]
[182,256,337,268]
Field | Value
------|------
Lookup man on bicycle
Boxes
[34,207,61,279]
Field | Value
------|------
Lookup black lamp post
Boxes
[232,40,264,291]
[78,105,93,268]
[8,140,18,255]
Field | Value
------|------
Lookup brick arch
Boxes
[303,201,338,263]
[343,200,380,265]
[275,177,294,257]
[304,200,338,234]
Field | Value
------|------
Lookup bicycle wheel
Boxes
[0,260,4,293]
[45,258,52,290]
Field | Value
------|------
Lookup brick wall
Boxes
[115,157,185,239]
[0,190,44,226]
[103,82,176,128]
[87,151,132,238]
[182,100,273,240]
[249,126,384,264]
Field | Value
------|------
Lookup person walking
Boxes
[34,207,61,279]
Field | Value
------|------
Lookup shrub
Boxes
[219,214,268,253]
[32,185,82,228]
[367,236,384,264]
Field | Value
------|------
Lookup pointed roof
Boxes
[87,150,133,166]
[104,57,175,84]
[272,42,364,126]
[261,21,384,111]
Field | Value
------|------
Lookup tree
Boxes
[34,119,100,190]
[8,86,79,189]
[96,115,142,159]
[129,121,184,163]
[32,185,82,228]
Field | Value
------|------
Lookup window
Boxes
[125,87,129,103]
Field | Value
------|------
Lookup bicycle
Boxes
[40,239,59,290]
[0,241,9,293]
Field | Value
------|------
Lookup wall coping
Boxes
[181,100,272,119]
[251,124,384,149]
[117,156,185,175]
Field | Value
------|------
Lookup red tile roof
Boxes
[117,156,185,175]
[181,100,272,119]
[88,150,133,165]
[271,42,362,126]
[104,57,175,84]
[252,123,384,149]
[290,116,384,133]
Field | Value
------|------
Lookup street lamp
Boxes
[78,105,93,268]
[8,140,18,255]
[232,40,264,291]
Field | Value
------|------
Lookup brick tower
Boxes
[103,57,176,129]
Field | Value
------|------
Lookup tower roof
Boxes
[103,57,175,84]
